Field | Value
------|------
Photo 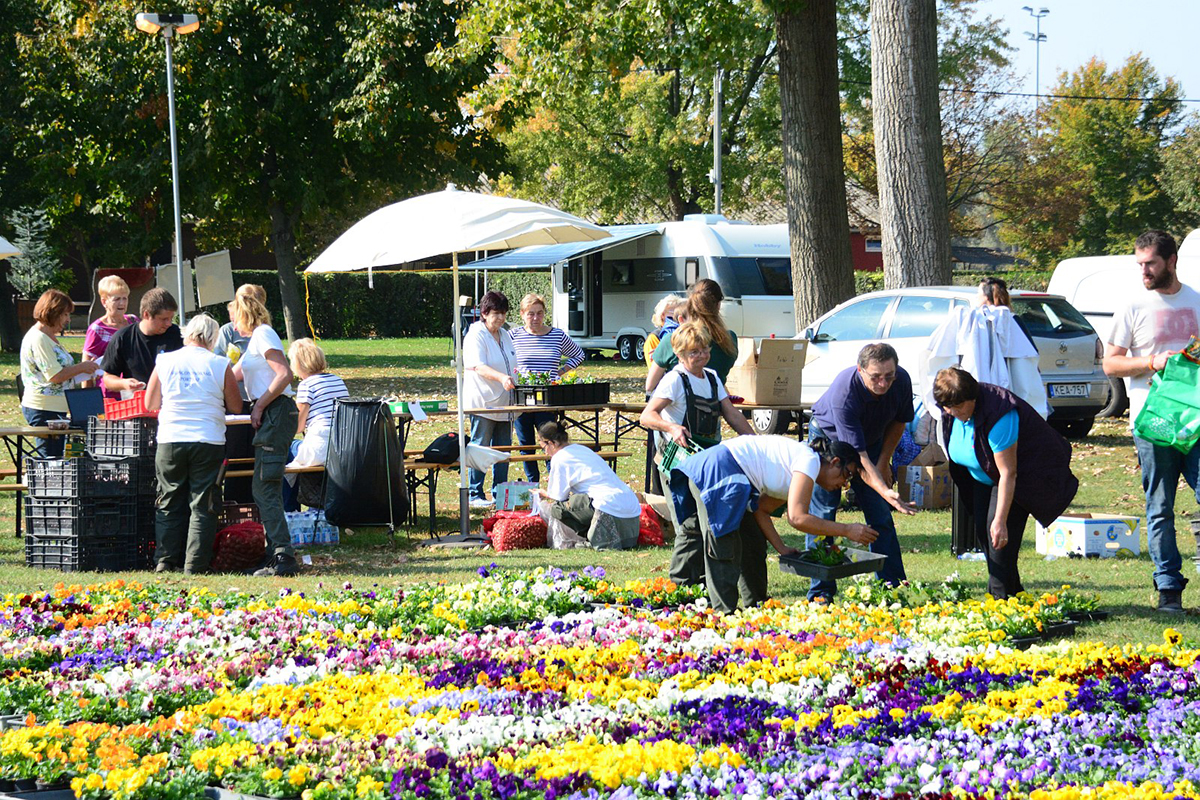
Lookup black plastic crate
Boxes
[25,532,141,572]
[86,417,157,459]
[25,456,144,500]
[512,382,610,407]
[25,496,138,539]
[136,506,156,569]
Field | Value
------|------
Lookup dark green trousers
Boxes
[253,395,299,556]
[668,509,768,613]
[548,494,640,550]
[155,442,225,572]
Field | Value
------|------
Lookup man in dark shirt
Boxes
[806,342,917,600]
[101,287,184,392]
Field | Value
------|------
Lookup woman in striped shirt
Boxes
[509,293,586,482]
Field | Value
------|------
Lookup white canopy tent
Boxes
[306,186,611,536]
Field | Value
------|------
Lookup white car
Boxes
[746,286,1109,439]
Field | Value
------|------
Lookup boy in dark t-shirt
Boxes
[100,288,184,392]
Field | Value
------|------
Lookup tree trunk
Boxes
[775,0,855,329]
[871,0,952,287]
[0,259,22,353]
[267,198,311,341]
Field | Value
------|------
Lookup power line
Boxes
[841,77,1200,104]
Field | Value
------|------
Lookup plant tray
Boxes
[1066,610,1110,622]
[386,400,449,415]
[103,391,158,420]
[778,548,889,581]
[25,456,144,500]
[0,791,78,800]
[512,382,610,407]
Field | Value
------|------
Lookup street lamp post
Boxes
[135,12,200,325]
[1022,6,1049,125]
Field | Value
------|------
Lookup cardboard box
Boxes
[724,338,807,405]
[897,462,952,509]
[1035,513,1141,558]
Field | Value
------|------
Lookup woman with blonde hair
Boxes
[230,292,299,577]
[144,313,242,574]
[645,279,738,394]
[216,284,268,391]
[20,289,99,456]
[508,292,585,482]
[83,275,137,397]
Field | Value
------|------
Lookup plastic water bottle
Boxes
[957,552,986,561]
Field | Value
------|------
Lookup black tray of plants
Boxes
[512,382,610,407]
[779,540,888,581]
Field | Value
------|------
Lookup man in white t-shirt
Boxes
[1104,230,1200,614]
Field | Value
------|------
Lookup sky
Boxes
[972,0,1200,109]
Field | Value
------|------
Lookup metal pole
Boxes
[712,68,723,215]
[164,29,187,324]
[452,252,470,537]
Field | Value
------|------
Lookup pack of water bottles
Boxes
[286,510,340,547]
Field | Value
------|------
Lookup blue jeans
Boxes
[514,411,555,482]
[806,422,907,600]
[1133,434,1196,592]
[22,407,67,458]
[468,415,511,501]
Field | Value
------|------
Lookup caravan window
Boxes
[729,257,792,295]
[605,258,688,293]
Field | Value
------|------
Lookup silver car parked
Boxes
[747,286,1109,439]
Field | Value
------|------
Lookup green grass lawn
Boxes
[0,335,1195,646]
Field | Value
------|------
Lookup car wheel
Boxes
[1097,377,1128,418]
[1051,417,1094,439]
[617,336,634,361]
[745,408,791,435]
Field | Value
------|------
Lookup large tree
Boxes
[995,55,1185,265]
[870,0,951,287]
[1161,117,1200,231]
[774,0,854,327]
[186,0,505,339]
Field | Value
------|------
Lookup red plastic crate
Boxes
[104,391,159,420]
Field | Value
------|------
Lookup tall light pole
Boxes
[1022,6,1049,125]
[710,68,723,215]
[136,12,200,325]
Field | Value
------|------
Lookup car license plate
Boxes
[1049,384,1088,398]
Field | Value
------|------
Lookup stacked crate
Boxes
[86,417,158,568]
[24,456,143,571]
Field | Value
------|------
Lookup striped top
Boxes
[296,371,349,429]
[509,326,585,375]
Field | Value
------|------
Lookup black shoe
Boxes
[1158,589,1184,614]
[253,553,299,577]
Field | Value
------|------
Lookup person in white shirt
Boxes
[533,421,641,550]
[667,435,879,612]
[1103,229,1200,614]
[640,321,754,449]
[463,291,518,507]
[230,294,299,577]
[145,314,242,574]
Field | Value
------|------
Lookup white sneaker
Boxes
[469,497,494,509]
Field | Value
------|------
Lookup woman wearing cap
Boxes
[667,434,879,612]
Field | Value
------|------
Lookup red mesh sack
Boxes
[489,515,547,551]
[481,511,532,534]
[638,503,665,547]
[211,522,267,572]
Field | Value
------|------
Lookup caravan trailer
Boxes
[477,215,797,360]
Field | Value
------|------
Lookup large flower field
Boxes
[0,567,1198,800]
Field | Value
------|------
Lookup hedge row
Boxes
[853,268,1052,295]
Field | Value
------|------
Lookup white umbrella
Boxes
[306,186,611,535]
[0,236,19,260]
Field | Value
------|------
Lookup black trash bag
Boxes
[324,398,408,527]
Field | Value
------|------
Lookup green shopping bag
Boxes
[1133,353,1200,452]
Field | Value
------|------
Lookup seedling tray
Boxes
[779,548,888,580]
[512,382,610,407]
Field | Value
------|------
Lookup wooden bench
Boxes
[222,464,326,479]
[0,484,27,492]
[403,451,632,536]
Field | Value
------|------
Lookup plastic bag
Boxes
[324,398,408,527]
[1133,354,1200,453]
[531,494,589,549]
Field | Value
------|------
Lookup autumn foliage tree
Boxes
[995,55,1186,265]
